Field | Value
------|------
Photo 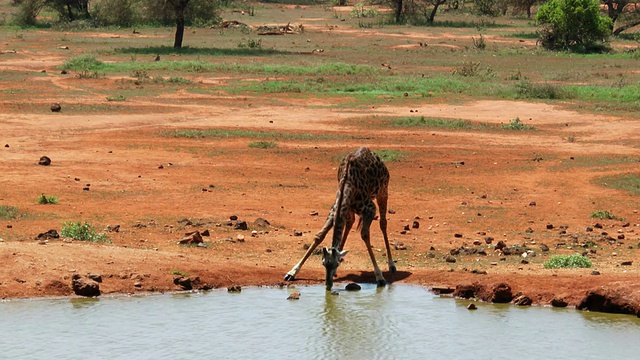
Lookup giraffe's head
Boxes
[322,247,348,291]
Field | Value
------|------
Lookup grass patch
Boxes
[0,205,21,220]
[514,80,572,99]
[37,194,59,205]
[501,117,535,130]
[543,254,593,269]
[160,129,348,141]
[248,141,276,149]
[374,149,407,162]
[60,221,108,242]
[114,45,289,57]
[62,55,105,71]
[169,270,189,277]
[594,173,640,195]
[590,210,623,221]
[388,116,497,131]
[106,95,126,101]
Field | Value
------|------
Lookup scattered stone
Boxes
[467,303,477,310]
[105,224,120,233]
[35,229,59,240]
[330,290,339,296]
[236,234,245,242]
[14,278,26,284]
[594,223,603,229]
[72,274,100,297]
[618,234,625,240]
[551,297,568,308]
[495,240,506,250]
[471,269,487,275]
[229,215,238,221]
[546,223,554,229]
[87,273,102,283]
[287,292,300,300]
[345,283,361,291]
[403,224,410,231]
[473,239,482,246]
[445,255,457,263]
[454,233,463,238]
[453,284,478,299]
[178,230,203,245]
[134,282,143,288]
[525,227,534,234]
[586,227,593,232]
[513,294,532,306]
[394,242,407,250]
[234,220,248,230]
[293,230,303,237]
[539,243,549,252]
[38,156,51,166]
[310,211,319,216]
[529,201,536,206]
[254,218,271,227]
[591,270,601,275]
[228,285,241,293]
[412,221,420,229]
[431,286,455,295]
[50,103,61,112]
[485,237,494,244]
[173,276,192,290]
[477,249,487,256]
[621,261,633,266]
[201,229,210,237]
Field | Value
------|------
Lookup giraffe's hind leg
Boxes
[361,202,386,287]
[377,186,396,274]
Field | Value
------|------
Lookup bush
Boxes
[590,210,621,220]
[61,221,108,242]
[536,0,613,51]
[543,254,593,269]
[93,0,140,27]
[37,194,58,204]
[11,0,45,26]
[0,205,21,220]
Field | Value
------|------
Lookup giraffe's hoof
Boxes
[284,274,295,281]
[377,279,386,288]
[389,265,397,274]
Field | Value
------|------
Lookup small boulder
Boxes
[345,283,361,291]
[551,297,568,308]
[234,221,248,230]
[71,274,100,297]
[173,276,192,290]
[50,103,61,112]
[513,294,533,306]
[178,231,203,245]
[228,285,242,293]
[287,292,300,300]
[38,156,51,166]
[35,229,59,240]
[467,303,477,310]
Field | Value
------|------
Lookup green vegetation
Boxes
[543,254,594,269]
[170,270,189,277]
[161,129,348,141]
[61,221,108,242]
[502,117,535,131]
[374,149,407,162]
[248,141,277,149]
[106,95,126,101]
[590,210,623,220]
[0,205,21,220]
[37,194,59,205]
[390,116,487,130]
[594,174,640,195]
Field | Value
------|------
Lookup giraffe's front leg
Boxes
[284,212,334,281]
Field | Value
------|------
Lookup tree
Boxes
[143,0,219,48]
[167,0,190,48]
[536,0,613,51]
[46,0,90,22]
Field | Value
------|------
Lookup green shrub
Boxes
[536,0,613,52]
[543,254,593,269]
[590,210,621,220]
[62,55,104,71]
[515,80,569,99]
[61,221,108,242]
[37,194,58,204]
[502,117,535,130]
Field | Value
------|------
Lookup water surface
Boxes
[1,284,639,360]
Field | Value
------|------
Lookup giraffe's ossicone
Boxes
[284,147,396,291]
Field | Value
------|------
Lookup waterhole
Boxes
[1,284,639,359]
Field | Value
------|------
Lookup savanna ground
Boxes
[1,2,640,311]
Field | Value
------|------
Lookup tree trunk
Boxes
[428,0,447,23]
[172,0,190,49]
[395,0,403,23]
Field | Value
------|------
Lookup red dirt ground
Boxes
[1,26,640,313]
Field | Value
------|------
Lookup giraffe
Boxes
[284,147,396,291]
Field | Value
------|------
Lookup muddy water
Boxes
[1,284,639,359]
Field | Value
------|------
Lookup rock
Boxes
[495,240,506,250]
[403,224,410,231]
[254,218,271,227]
[201,229,210,237]
[546,223,554,229]
[345,283,361,291]
[412,221,420,229]
[228,285,241,293]
[87,273,102,283]
[471,269,487,275]
[394,242,407,250]
[35,229,59,240]
[467,303,477,310]
[173,276,192,290]
[513,294,532,306]
[591,270,601,275]
[38,156,51,166]
[234,221,248,230]
[50,103,61,112]
[577,287,640,316]
[293,231,303,237]
[529,201,536,206]
[539,243,549,252]
[178,231,203,244]
[236,234,245,242]
[473,239,482,246]
[485,237,494,244]
[287,292,300,300]
[310,211,319,216]
[485,282,513,303]
[621,261,633,266]
[453,284,478,299]
[551,297,568,308]
[229,215,238,221]
[431,286,455,295]
[454,233,463,238]
[445,255,457,263]
[105,224,120,233]
[71,274,100,297]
